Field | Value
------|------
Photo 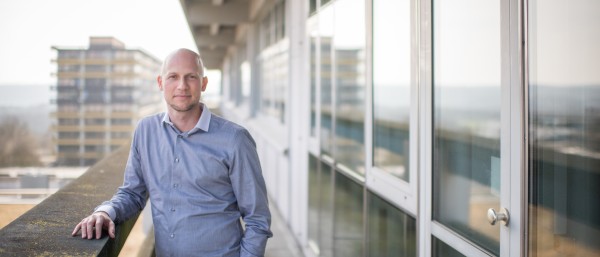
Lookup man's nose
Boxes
[176,78,188,90]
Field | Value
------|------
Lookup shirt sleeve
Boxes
[94,128,148,223]
[94,205,116,221]
[229,129,273,257]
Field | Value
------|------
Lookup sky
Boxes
[0,0,199,86]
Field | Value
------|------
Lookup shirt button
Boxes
[175,158,179,163]
[177,135,182,138]
[171,208,175,212]
[170,233,174,238]
[173,184,179,188]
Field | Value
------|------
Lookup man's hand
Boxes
[71,211,115,239]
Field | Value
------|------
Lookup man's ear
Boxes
[201,76,208,92]
[157,75,163,91]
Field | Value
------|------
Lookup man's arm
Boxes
[71,132,148,239]
[95,141,148,224]
[230,129,273,257]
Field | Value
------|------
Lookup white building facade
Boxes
[180,0,600,256]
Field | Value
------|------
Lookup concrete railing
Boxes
[0,144,149,256]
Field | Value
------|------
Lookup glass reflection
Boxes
[334,172,364,257]
[372,0,411,181]
[432,237,466,257]
[308,155,319,250]
[528,1,600,256]
[432,0,501,255]
[368,191,416,257]
[320,161,334,257]
[310,23,318,138]
[333,0,366,174]
[320,5,334,155]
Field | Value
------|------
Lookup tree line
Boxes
[0,116,41,167]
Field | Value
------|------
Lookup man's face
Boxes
[157,51,207,113]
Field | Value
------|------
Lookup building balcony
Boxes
[81,152,106,159]
[83,139,105,145]
[52,125,81,132]
[83,111,109,118]
[51,111,80,118]
[56,152,80,159]
[55,138,80,145]
[83,59,112,65]
[55,71,81,78]
[109,112,136,118]
[109,138,130,145]
[108,125,135,132]
[54,58,83,65]
[81,125,107,132]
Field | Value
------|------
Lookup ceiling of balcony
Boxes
[179,0,251,70]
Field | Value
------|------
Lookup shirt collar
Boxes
[161,103,212,134]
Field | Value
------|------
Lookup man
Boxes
[72,48,272,257]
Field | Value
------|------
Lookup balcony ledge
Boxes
[0,144,145,256]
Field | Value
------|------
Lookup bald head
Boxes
[160,48,205,77]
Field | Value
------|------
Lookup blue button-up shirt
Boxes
[96,105,272,257]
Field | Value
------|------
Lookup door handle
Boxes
[487,208,510,226]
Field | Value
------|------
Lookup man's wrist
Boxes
[93,211,110,218]
[94,205,116,221]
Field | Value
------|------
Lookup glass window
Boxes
[58,78,79,86]
[84,78,106,88]
[58,65,80,72]
[528,1,600,256]
[240,61,251,105]
[310,29,318,138]
[58,118,78,125]
[110,118,131,125]
[333,0,366,174]
[309,0,317,15]
[85,65,105,72]
[112,104,132,112]
[58,132,79,139]
[320,160,334,257]
[257,3,289,123]
[58,104,79,112]
[84,132,104,139]
[111,87,133,103]
[58,50,82,59]
[432,237,466,257]
[110,132,131,139]
[58,145,79,153]
[308,155,320,249]
[372,0,411,181]
[84,145,104,152]
[276,2,285,41]
[432,0,501,255]
[333,171,363,257]
[367,191,416,257]
[320,6,334,155]
[259,48,288,122]
[86,50,110,59]
[84,119,105,126]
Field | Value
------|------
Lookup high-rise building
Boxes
[51,37,161,166]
